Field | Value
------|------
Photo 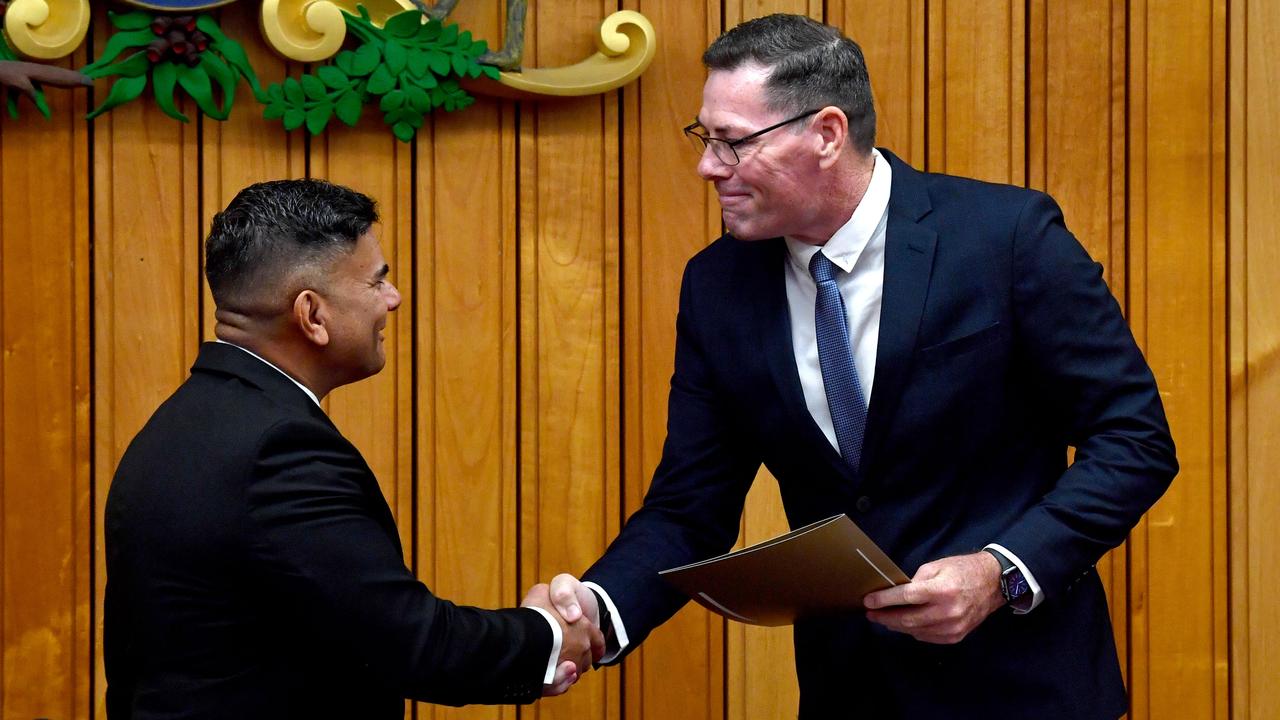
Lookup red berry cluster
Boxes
[147,15,210,67]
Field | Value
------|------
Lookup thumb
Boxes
[549,573,583,622]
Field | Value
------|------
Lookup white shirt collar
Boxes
[784,148,892,274]
[215,339,321,407]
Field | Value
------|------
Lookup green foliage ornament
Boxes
[82,11,261,122]
[261,6,500,142]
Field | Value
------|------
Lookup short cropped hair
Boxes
[703,14,876,154]
[205,179,378,308]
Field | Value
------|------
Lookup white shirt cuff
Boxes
[582,581,630,663]
[525,606,563,684]
[984,543,1044,613]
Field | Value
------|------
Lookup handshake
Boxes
[520,573,605,697]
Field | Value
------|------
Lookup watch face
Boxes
[1005,570,1030,599]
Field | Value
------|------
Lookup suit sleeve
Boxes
[583,260,761,657]
[996,192,1178,596]
[244,420,552,706]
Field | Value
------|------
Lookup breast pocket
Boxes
[917,321,1005,367]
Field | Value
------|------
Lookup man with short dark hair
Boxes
[105,179,601,718]
[550,14,1177,719]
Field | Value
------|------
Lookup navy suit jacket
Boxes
[584,150,1177,718]
[105,343,552,718]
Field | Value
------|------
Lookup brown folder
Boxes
[658,514,911,627]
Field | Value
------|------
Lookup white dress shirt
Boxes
[215,341,565,681]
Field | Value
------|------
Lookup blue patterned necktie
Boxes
[809,250,868,471]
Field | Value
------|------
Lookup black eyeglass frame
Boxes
[683,108,822,166]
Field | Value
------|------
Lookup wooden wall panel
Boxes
[0,1,1265,718]
[519,2,622,719]
[832,0,925,166]
[0,50,91,719]
[90,5,205,713]
[1230,1,1280,717]
[927,0,1024,184]
[413,4,518,720]
[1128,0,1227,718]
[1032,0,1132,672]
[619,1,724,718]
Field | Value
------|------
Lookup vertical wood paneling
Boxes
[832,0,925,166]
[0,48,92,719]
[1231,1,1280,718]
[414,4,518,720]
[927,0,1024,184]
[1128,1,1227,718]
[619,1,724,718]
[0,1,1262,717]
[519,3,621,720]
[91,6,205,714]
[1033,0,1133,676]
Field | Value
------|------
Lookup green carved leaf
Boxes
[426,51,450,76]
[83,29,155,74]
[407,50,429,79]
[84,49,151,80]
[318,65,349,90]
[262,101,286,120]
[334,90,363,126]
[151,61,190,122]
[283,77,305,105]
[177,63,222,119]
[384,10,422,39]
[207,35,262,98]
[392,121,415,143]
[405,86,429,114]
[412,71,438,89]
[109,11,153,31]
[201,53,238,119]
[439,23,459,46]
[335,50,358,77]
[352,44,381,76]
[380,89,405,112]
[367,65,395,95]
[481,64,500,81]
[282,108,305,131]
[451,52,469,78]
[301,74,328,101]
[305,105,332,135]
[86,74,148,120]
[384,41,407,76]
[418,21,441,42]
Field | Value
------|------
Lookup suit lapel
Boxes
[862,151,937,472]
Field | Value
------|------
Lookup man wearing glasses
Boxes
[549,13,1176,719]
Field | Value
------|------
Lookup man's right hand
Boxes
[521,582,604,696]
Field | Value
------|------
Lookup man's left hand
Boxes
[863,551,1005,644]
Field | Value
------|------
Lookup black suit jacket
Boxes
[105,342,551,718]
[584,150,1177,718]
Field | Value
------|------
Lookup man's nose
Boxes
[385,282,402,311]
[696,147,732,181]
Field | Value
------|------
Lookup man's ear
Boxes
[293,289,330,347]
[813,107,848,169]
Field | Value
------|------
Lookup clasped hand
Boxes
[521,575,604,696]
[862,551,1005,644]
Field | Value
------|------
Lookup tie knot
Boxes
[809,251,838,284]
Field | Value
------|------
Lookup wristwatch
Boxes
[984,548,1031,609]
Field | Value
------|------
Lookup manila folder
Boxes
[658,514,910,627]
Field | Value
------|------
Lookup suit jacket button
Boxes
[855,496,872,513]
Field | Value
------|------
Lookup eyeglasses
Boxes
[683,109,821,166]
